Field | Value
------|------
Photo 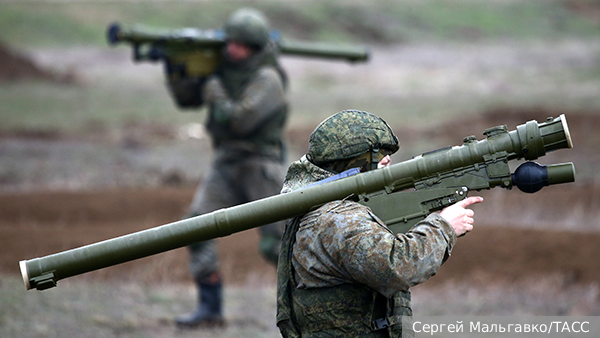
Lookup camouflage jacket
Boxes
[292,200,455,298]
[203,41,288,161]
[277,156,457,336]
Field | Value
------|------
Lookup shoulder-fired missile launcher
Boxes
[107,22,370,108]
[20,115,574,291]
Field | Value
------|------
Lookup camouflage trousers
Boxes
[185,153,286,282]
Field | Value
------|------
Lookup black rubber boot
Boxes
[175,279,225,328]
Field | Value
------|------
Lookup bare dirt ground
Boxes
[0,42,75,84]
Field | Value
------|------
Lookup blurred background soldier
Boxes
[276,110,483,337]
[174,8,289,328]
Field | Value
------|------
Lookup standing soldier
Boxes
[174,8,288,328]
[276,110,483,337]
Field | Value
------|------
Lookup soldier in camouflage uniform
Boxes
[276,110,483,337]
[174,8,288,328]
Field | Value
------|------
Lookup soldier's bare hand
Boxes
[439,196,483,237]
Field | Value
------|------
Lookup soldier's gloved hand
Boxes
[439,196,483,237]
[203,76,228,104]
[211,102,235,124]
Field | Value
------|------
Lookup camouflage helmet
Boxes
[224,8,270,48]
[307,110,399,168]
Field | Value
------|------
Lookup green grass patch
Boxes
[0,0,598,48]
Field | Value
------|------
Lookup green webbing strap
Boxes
[276,216,303,338]
[371,148,380,171]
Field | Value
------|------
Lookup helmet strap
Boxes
[370,148,380,171]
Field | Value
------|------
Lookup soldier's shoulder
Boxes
[307,200,389,234]
[256,66,280,78]
[320,200,370,215]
